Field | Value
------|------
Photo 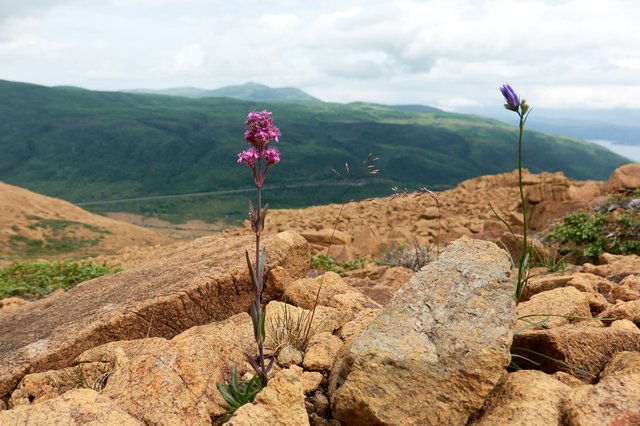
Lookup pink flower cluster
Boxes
[237,110,281,186]
[244,110,280,150]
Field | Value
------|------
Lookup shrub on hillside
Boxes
[546,209,640,263]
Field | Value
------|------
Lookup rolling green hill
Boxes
[126,82,323,104]
[0,79,630,223]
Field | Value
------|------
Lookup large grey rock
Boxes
[0,231,309,399]
[330,237,516,426]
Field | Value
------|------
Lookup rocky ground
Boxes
[0,163,639,425]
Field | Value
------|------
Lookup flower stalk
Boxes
[237,110,281,383]
[499,84,532,302]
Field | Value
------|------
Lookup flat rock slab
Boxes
[330,237,516,426]
[512,324,640,380]
[0,231,308,398]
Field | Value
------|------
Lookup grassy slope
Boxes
[0,80,629,212]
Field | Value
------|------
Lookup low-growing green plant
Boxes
[216,366,263,424]
[375,242,431,271]
[310,254,365,276]
[532,248,568,274]
[546,210,640,263]
[0,260,122,300]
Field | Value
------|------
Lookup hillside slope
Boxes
[125,82,323,104]
[0,80,630,215]
[0,182,170,263]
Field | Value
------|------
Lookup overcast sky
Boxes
[1,0,639,110]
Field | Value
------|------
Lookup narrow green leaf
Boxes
[230,366,240,394]
[250,303,260,339]
[257,309,266,343]
[217,384,238,406]
[245,250,258,288]
[489,201,515,237]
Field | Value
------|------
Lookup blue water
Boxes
[589,140,640,162]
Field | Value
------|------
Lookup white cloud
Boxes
[173,43,206,73]
[0,0,638,108]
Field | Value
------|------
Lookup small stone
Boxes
[277,346,304,367]
[305,401,315,415]
[288,365,323,394]
[313,391,330,417]
[310,413,331,426]
[610,319,639,330]
[303,333,343,371]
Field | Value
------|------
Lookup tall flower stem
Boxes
[236,110,281,384]
[499,84,531,302]
[517,113,527,286]
[254,178,266,378]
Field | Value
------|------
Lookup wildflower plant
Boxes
[235,110,281,383]
[494,84,532,303]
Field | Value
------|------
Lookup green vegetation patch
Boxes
[546,209,640,263]
[310,254,365,276]
[0,260,122,300]
[25,215,111,234]
[8,234,102,257]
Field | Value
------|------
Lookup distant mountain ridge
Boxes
[0,79,630,223]
[125,82,323,104]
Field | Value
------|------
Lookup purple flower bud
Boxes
[244,110,280,150]
[264,147,280,165]
[500,84,520,112]
[237,147,260,167]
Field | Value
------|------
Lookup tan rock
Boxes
[515,286,591,331]
[379,266,414,288]
[276,346,303,367]
[522,273,574,301]
[330,238,516,426]
[564,373,640,426]
[336,308,379,345]
[418,206,440,220]
[0,297,29,316]
[302,332,343,371]
[101,313,256,424]
[611,319,639,330]
[288,365,323,394]
[612,274,640,302]
[9,337,171,407]
[0,231,309,399]
[527,200,584,231]
[552,371,587,388]
[330,244,361,262]
[470,370,570,426]
[597,299,640,324]
[227,368,309,426]
[582,254,640,279]
[351,226,383,257]
[300,229,352,246]
[285,272,380,313]
[512,324,640,379]
[567,273,614,295]
[603,163,640,193]
[600,351,640,379]
[0,388,142,425]
[10,366,89,407]
[586,292,609,316]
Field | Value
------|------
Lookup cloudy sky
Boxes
[1,0,639,110]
